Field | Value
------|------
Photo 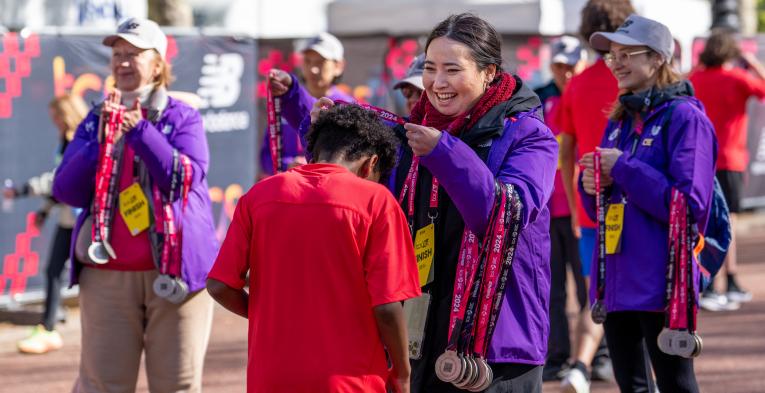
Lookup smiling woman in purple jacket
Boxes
[579,15,717,393]
[306,13,557,393]
[52,18,218,393]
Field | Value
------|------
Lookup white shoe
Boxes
[561,368,590,393]
[726,288,753,303]
[699,291,740,312]
[17,325,63,354]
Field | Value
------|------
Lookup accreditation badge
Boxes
[414,223,435,287]
[605,203,625,254]
[119,183,150,236]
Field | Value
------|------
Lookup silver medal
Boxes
[691,333,703,357]
[435,350,463,383]
[153,274,178,298]
[467,358,490,391]
[657,328,676,355]
[453,356,475,389]
[672,330,697,358]
[591,301,607,324]
[166,278,189,304]
[87,242,110,264]
[476,359,493,391]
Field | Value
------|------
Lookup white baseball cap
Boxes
[301,32,344,61]
[103,18,168,59]
[590,14,674,62]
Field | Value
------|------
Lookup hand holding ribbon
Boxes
[404,123,442,157]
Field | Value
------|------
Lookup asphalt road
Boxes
[1,234,764,392]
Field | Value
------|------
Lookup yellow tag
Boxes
[605,203,624,254]
[414,223,435,287]
[119,183,150,236]
[642,138,654,147]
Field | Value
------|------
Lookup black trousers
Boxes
[604,311,699,393]
[547,216,585,365]
[41,226,72,331]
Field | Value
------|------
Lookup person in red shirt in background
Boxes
[689,29,765,309]
[534,35,588,383]
[557,1,637,392]
[206,104,421,393]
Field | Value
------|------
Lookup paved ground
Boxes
[1,217,765,392]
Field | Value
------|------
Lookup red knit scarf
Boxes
[409,72,516,134]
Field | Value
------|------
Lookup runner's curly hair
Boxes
[307,104,400,182]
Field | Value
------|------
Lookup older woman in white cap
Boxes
[53,17,218,392]
[578,14,717,393]
[260,32,355,176]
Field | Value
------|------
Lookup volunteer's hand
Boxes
[100,90,124,143]
[579,150,618,189]
[310,97,335,124]
[582,167,596,196]
[596,147,623,179]
[121,99,143,134]
[268,69,293,97]
[404,123,442,156]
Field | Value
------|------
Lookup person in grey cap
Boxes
[579,14,716,393]
[532,35,588,385]
[393,54,426,114]
[53,17,218,393]
[261,32,355,177]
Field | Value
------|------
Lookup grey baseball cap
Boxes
[589,14,674,62]
[394,54,425,91]
[103,18,168,59]
[550,36,587,66]
[301,32,344,61]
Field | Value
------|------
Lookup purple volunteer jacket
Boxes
[52,97,219,292]
[259,76,354,175]
[419,94,557,365]
[580,86,717,313]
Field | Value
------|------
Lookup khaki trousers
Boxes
[76,267,214,393]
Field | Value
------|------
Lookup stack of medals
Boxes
[657,189,703,358]
[267,79,284,173]
[591,150,608,324]
[88,105,125,264]
[151,149,193,303]
[434,182,522,391]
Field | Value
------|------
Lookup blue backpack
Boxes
[659,99,731,289]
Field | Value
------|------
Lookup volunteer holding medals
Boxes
[579,15,716,393]
[309,14,557,392]
[53,18,218,392]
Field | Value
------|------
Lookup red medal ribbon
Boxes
[267,80,283,173]
[475,185,522,358]
[152,150,193,277]
[334,99,406,125]
[594,151,607,301]
[93,106,125,245]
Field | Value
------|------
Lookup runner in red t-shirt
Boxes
[689,29,765,308]
[556,1,635,391]
[207,105,421,393]
[534,35,588,382]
